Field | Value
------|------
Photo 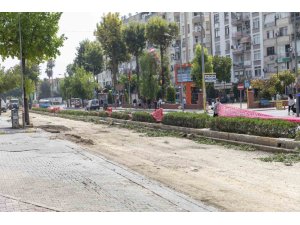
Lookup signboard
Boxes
[214,82,233,90]
[238,83,244,90]
[244,80,250,89]
[177,67,192,82]
[204,74,216,83]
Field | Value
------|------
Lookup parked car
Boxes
[1,99,7,112]
[70,98,82,108]
[8,98,19,110]
[86,99,100,111]
[39,99,52,108]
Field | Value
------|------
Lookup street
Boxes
[0,113,214,212]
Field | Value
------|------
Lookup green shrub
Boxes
[162,112,210,128]
[111,112,130,120]
[98,111,109,117]
[31,107,49,113]
[132,111,155,123]
[166,86,176,103]
[210,117,298,138]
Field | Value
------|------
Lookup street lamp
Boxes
[18,13,25,129]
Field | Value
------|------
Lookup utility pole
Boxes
[293,12,299,117]
[200,13,206,113]
[18,13,25,129]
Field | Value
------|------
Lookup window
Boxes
[253,34,260,45]
[188,24,190,34]
[279,26,288,36]
[195,36,199,43]
[182,38,186,48]
[215,28,220,38]
[253,18,260,29]
[254,50,261,60]
[215,44,220,53]
[226,41,230,51]
[267,46,275,56]
[254,67,261,76]
[206,21,210,31]
[182,26,185,35]
[214,14,219,24]
[267,30,274,39]
[224,12,229,22]
[237,25,242,32]
[188,49,191,60]
[225,26,229,36]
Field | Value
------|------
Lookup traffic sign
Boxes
[238,83,244,90]
[204,74,216,83]
[244,80,250,89]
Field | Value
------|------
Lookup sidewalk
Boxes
[0,112,215,212]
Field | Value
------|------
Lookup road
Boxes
[0,113,214,212]
[27,112,300,211]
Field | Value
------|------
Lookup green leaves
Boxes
[0,13,65,63]
[213,55,232,83]
[162,112,210,128]
[191,45,213,88]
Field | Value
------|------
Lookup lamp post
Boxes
[198,13,206,113]
[18,13,25,129]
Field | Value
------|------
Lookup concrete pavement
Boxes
[0,114,215,212]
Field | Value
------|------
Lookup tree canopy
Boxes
[74,40,104,76]
[123,22,146,96]
[213,55,232,83]
[145,16,179,99]
[95,13,128,87]
[191,44,213,88]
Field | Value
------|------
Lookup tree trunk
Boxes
[22,58,30,125]
[160,46,165,100]
[135,55,140,98]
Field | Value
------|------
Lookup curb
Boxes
[30,110,300,154]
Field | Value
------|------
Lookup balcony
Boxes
[232,31,242,39]
[240,35,251,44]
[192,15,201,23]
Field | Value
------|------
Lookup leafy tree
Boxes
[166,85,176,103]
[0,12,65,124]
[213,55,232,83]
[74,40,103,79]
[191,44,213,88]
[140,51,159,101]
[145,16,179,99]
[45,60,55,79]
[123,22,146,96]
[62,67,97,100]
[66,63,76,76]
[119,73,137,94]
[38,79,51,99]
[107,90,113,104]
[95,13,128,88]
[278,70,295,93]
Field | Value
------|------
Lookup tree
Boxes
[213,55,232,83]
[74,40,104,79]
[191,44,213,88]
[60,67,97,100]
[66,63,76,76]
[45,60,55,79]
[145,16,179,99]
[95,13,128,88]
[166,86,176,103]
[123,22,146,96]
[0,13,65,125]
[278,70,295,94]
[38,79,51,99]
[140,51,159,101]
[119,73,137,94]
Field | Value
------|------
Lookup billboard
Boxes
[177,67,192,82]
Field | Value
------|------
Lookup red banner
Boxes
[151,108,163,122]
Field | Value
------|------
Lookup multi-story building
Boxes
[211,12,264,83]
[263,12,300,78]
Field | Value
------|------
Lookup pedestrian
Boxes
[158,98,162,108]
[288,94,295,115]
[213,98,221,117]
[183,98,186,110]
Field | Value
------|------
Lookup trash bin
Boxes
[276,100,283,110]
[11,108,19,129]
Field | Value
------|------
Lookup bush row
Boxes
[31,108,299,139]
[209,117,298,138]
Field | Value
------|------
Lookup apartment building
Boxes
[263,12,300,78]
[211,12,264,83]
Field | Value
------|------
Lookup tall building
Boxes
[263,12,300,78]
[211,12,264,83]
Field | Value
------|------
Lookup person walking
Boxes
[213,98,221,117]
[288,94,295,115]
